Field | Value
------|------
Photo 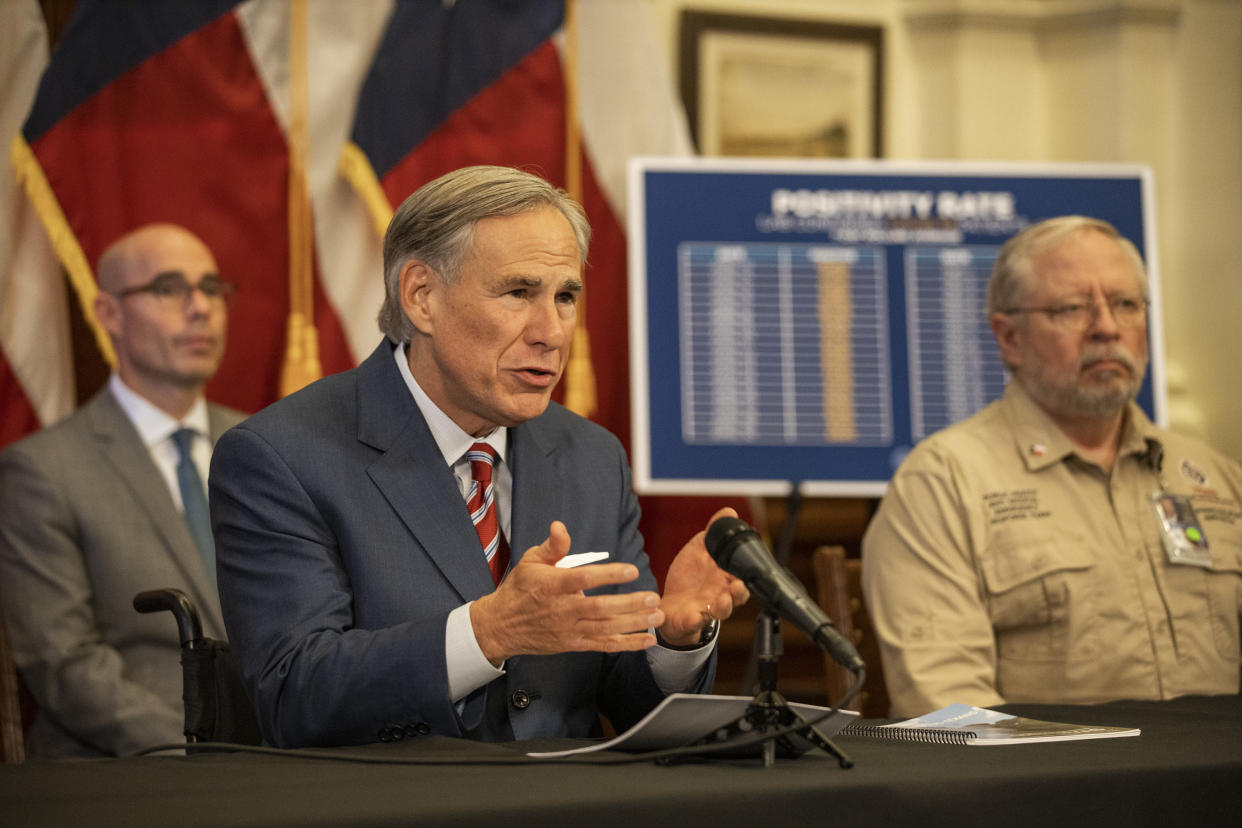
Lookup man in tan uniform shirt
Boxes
[862,216,1242,717]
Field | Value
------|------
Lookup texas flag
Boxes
[340,0,693,444]
[1,0,71,447]
[336,0,736,570]
[10,0,366,421]
[5,0,739,574]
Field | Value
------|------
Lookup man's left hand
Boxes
[657,507,750,647]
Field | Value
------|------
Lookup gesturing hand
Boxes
[658,507,751,647]
[470,521,664,666]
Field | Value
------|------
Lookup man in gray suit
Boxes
[211,166,749,748]
[0,223,241,757]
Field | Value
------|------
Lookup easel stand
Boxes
[711,611,853,769]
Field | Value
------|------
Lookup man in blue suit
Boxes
[210,166,748,748]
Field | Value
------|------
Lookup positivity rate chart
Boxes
[629,158,1157,495]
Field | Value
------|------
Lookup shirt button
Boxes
[510,689,533,710]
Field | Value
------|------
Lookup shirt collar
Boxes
[1118,400,1165,471]
[1003,380,1163,471]
[108,374,209,448]
[391,343,507,466]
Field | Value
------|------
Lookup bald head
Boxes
[93,223,228,418]
[97,223,216,294]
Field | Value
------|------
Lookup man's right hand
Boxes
[469,521,663,666]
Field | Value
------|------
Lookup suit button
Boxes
[404,724,422,739]
[392,726,405,741]
[416,722,431,735]
[378,728,392,742]
[510,689,533,710]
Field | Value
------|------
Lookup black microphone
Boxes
[706,517,864,674]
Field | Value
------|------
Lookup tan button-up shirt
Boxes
[862,382,1242,716]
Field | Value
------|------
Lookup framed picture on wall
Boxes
[679,11,884,158]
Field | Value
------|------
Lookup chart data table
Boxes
[904,246,1008,439]
[679,242,892,446]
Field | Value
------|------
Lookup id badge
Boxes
[1150,491,1213,568]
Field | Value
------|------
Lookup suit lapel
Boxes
[509,419,560,565]
[88,390,225,633]
[356,343,495,601]
[199,403,243,634]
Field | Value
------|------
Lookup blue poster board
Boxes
[627,158,1161,495]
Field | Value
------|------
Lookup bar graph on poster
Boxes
[628,158,1161,495]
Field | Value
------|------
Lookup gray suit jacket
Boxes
[0,386,243,757]
[210,341,714,748]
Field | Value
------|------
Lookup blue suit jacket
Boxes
[209,342,712,748]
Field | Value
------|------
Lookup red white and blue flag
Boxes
[1,0,69,447]
[4,0,735,574]
[10,0,360,420]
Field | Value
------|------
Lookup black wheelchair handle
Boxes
[133,588,204,647]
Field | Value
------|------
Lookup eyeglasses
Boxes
[1002,295,1149,332]
[113,272,235,307]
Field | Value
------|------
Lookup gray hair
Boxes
[985,215,1148,317]
[377,165,591,343]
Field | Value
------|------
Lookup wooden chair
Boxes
[811,546,889,718]
[0,616,25,762]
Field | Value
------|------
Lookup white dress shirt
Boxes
[108,374,211,515]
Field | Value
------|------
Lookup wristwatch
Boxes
[657,617,720,651]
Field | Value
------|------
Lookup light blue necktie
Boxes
[171,428,216,588]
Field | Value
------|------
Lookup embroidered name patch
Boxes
[983,489,1050,525]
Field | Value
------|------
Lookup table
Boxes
[2,694,1238,827]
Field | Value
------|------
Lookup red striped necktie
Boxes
[466,442,509,586]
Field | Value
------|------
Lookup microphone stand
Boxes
[737,482,803,696]
[707,609,854,769]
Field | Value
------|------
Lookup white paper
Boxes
[526,693,858,757]
[555,551,611,568]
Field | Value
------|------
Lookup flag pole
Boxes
[279,0,322,397]
[562,0,597,420]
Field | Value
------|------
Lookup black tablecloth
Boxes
[2,694,1239,827]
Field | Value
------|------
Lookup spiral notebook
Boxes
[839,703,1140,746]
